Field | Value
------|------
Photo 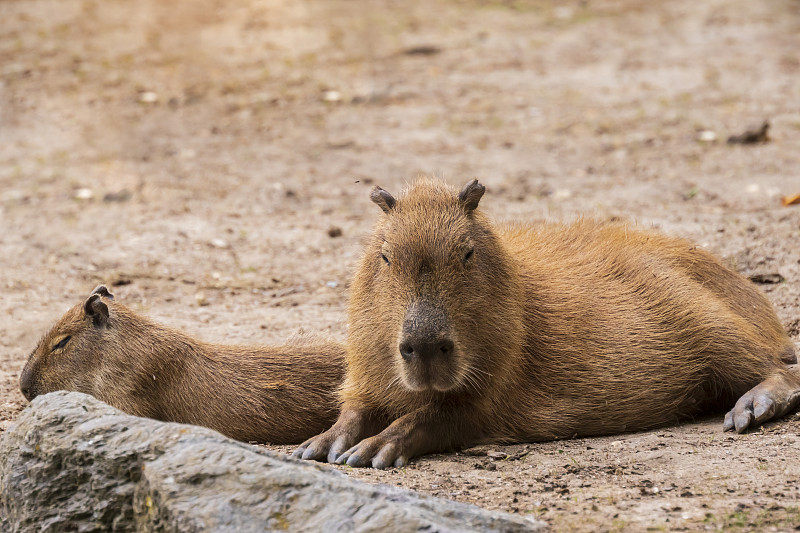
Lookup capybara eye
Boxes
[52,336,71,351]
[463,247,474,263]
[381,253,391,266]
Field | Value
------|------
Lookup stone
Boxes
[0,392,544,532]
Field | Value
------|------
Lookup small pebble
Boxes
[554,189,571,200]
[697,130,717,142]
[139,91,159,103]
[321,90,341,103]
[74,188,94,200]
[102,190,131,203]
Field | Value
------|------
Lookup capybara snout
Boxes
[19,368,34,401]
[399,299,454,362]
[398,336,454,363]
[398,299,459,391]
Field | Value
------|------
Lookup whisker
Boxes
[470,366,494,378]
[461,366,487,393]
[384,374,401,392]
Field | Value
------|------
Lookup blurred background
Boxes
[1,0,800,527]
[2,0,800,401]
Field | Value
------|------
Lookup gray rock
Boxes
[0,392,545,532]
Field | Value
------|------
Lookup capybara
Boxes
[294,177,800,468]
[20,286,345,444]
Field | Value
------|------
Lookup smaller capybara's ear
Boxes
[458,179,485,212]
[84,294,110,328]
[90,285,115,301]
[370,186,396,214]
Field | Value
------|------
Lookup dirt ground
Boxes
[2,0,800,530]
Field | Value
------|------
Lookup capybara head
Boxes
[348,178,525,395]
[20,285,117,401]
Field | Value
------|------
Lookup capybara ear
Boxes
[84,294,110,328]
[90,285,115,301]
[370,186,397,214]
[458,179,485,212]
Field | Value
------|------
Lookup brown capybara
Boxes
[294,177,800,469]
[20,286,345,444]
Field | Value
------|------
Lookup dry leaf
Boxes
[748,273,785,284]
[727,120,769,144]
[781,193,800,206]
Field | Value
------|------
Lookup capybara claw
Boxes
[724,392,761,433]
[334,452,350,465]
[334,443,358,465]
[345,454,368,468]
[294,432,338,462]
[372,457,391,470]
[725,371,800,433]
[723,411,734,432]
[291,438,312,459]
[752,395,776,421]
[327,436,349,464]
[333,435,405,469]
[371,450,406,469]
[301,446,319,461]
[734,411,753,433]
[327,450,341,464]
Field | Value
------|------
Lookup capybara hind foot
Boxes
[724,365,800,433]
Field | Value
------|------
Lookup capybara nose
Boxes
[19,370,36,401]
[20,386,34,402]
[399,338,454,362]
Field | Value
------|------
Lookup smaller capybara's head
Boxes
[348,177,524,396]
[20,285,117,401]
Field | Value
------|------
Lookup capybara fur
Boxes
[295,177,800,469]
[20,286,345,444]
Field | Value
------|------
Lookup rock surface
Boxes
[0,392,544,532]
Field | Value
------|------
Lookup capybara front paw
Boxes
[292,430,355,464]
[724,374,800,433]
[335,434,408,469]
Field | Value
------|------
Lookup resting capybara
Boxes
[20,286,345,444]
[294,177,800,468]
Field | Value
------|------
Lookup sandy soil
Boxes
[2,0,799,530]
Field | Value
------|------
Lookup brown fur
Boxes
[295,177,799,468]
[20,286,345,444]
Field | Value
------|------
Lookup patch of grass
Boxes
[699,506,800,530]
[421,113,440,128]
[609,517,628,532]
[726,511,749,528]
